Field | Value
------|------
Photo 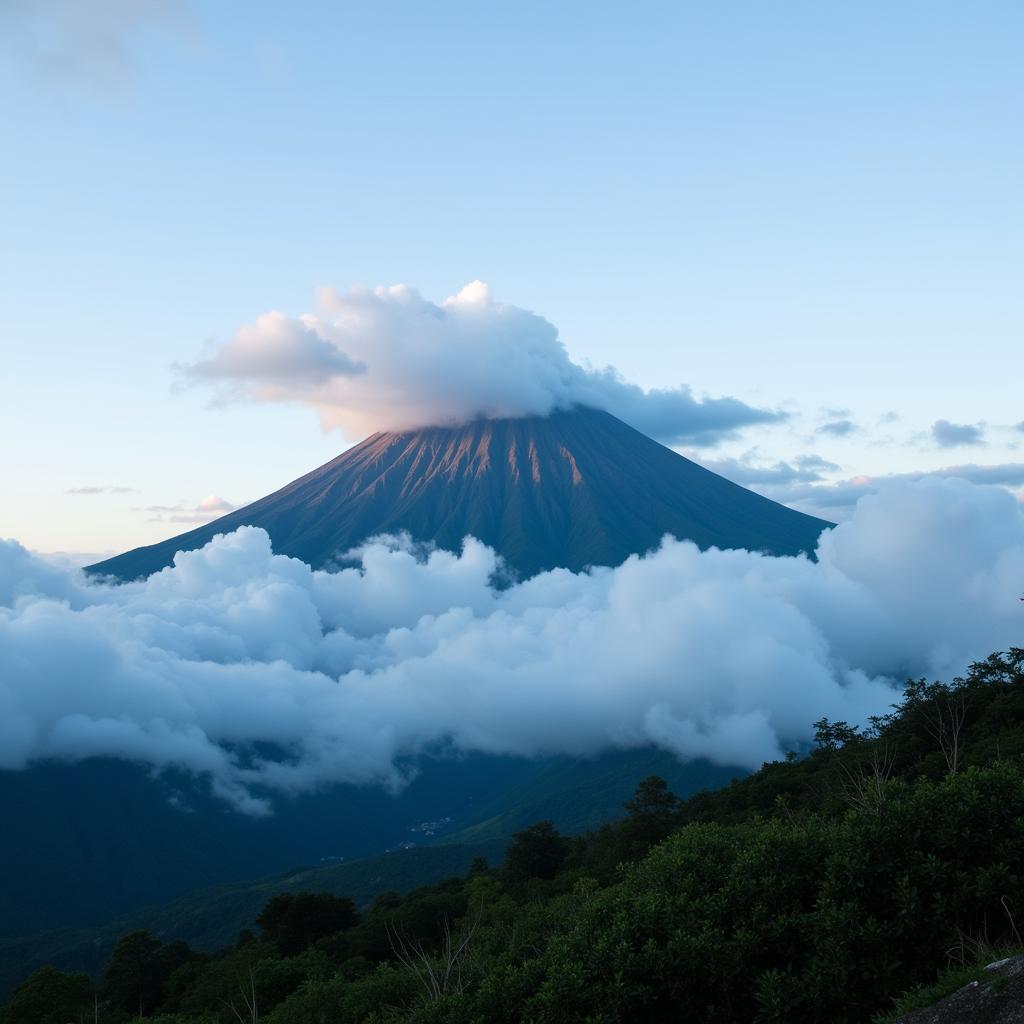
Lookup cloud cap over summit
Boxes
[180,282,783,445]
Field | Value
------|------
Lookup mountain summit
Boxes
[88,407,830,580]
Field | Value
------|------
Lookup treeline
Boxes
[4,649,1024,1024]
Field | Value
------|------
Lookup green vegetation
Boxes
[0,745,736,946]
[4,649,1024,1024]
[873,957,1017,1024]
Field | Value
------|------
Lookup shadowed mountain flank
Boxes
[88,407,830,580]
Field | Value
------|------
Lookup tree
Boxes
[103,930,163,1017]
[257,892,359,956]
[102,930,197,1018]
[813,718,861,751]
[2,965,93,1024]
[838,742,896,814]
[505,820,567,883]
[219,966,259,1024]
[388,911,480,1001]
[618,775,684,854]
[625,776,681,826]
[899,677,969,774]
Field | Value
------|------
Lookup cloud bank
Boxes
[2,479,1021,814]
[723,461,1024,522]
[180,282,783,446]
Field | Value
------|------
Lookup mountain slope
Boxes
[0,748,738,942]
[0,749,741,995]
[0,754,544,938]
[89,407,830,580]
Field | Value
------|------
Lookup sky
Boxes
[1,0,1022,555]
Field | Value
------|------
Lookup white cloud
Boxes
[1,478,1022,814]
[186,312,364,386]
[179,282,784,447]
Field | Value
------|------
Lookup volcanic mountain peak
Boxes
[88,407,831,581]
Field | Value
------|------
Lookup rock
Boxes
[894,956,1024,1023]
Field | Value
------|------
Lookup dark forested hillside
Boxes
[0,749,738,945]
[5,649,1024,1024]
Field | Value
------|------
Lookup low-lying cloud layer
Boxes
[2,479,1021,815]
[715,460,1024,522]
[180,282,782,446]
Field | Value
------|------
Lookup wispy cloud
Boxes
[66,485,136,495]
[699,453,840,487]
[0,0,191,90]
[139,494,237,525]
[816,418,858,438]
[931,419,986,448]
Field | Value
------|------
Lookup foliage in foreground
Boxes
[3,649,1024,1024]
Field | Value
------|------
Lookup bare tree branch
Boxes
[388,908,481,1002]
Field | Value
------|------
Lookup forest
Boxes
[4,649,1024,1024]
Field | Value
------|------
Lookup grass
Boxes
[873,950,1021,1022]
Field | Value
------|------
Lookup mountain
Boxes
[0,748,737,942]
[88,406,830,580]
[0,840,510,997]
[1,407,827,954]
[0,749,740,995]
[0,753,541,938]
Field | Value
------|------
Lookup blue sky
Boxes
[1,1,1021,554]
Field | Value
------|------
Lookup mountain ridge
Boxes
[88,406,830,580]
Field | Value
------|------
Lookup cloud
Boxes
[740,462,1024,522]
[38,550,116,571]
[2,479,1022,814]
[186,313,365,386]
[932,419,986,448]
[140,494,238,525]
[700,453,839,487]
[0,0,190,89]
[817,419,858,438]
[66,485,136,495]
[179,282,785,447]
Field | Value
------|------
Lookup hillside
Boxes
[0,753,546,938]
[4,649,1022,1023]
[0,842,505,1001]
[0,749,739,990]
[88,407,830,581]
